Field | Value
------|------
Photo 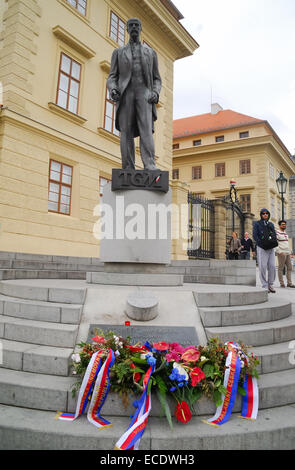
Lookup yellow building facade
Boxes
[173,105,295,229]
[0,0,197,257]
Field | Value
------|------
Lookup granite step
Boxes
[0,367,294,414]
[0,339,72,376]
[0,294,82,324]
[0,269,86,280]
[193,287,268,307]
[206,312,295,346]
[0,403,294,450]
[0,315,78,348]
[0,280,86,304]
[200,298,292,327]
[251,341,295,374]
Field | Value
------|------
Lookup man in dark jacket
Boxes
[253,208,278,293]
[240,232,255,260]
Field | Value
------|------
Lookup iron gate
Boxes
[223,191,245,257]
[187,192,215,259]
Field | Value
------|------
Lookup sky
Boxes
[172,0,295,155]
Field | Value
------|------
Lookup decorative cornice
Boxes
[52,25,96,58]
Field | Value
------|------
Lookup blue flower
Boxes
[146,355,156,366]
[170,386,177,392]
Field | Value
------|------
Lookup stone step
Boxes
[0,280,86,304]
[0,251,102,266]
[251,342,295,374]
[200,298,292,327]
[184,274,256,285]
[0,269,86,281]
[193,287,268,307]
[0,403,294,450]
[0,339,72,376]
[206,312,295,346]
[0,294,82,324]
[0,259,104,272]
[0,367,294,414]
[0,316,78,348]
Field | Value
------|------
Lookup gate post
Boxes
[211,199,227,259]
[243,212,255,238]
[171,180,189,260]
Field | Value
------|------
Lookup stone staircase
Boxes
[0,255,294,449]
[0,252,256,285]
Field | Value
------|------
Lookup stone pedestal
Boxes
[99,183,172,264]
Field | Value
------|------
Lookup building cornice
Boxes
[135,0,199,59]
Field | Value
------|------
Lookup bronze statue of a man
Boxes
[107,18,162,171]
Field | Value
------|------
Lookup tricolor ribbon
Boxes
[114,364,155,450]
[203,341,259,427]
[57,349,115,429]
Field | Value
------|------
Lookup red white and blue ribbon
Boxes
[114,364,155,450]
[203,341,258,426]
[57,349,115,429]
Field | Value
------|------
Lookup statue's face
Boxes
[127,19,142,40]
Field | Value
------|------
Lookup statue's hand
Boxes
[148,91,158,104]
[111,89,120,102]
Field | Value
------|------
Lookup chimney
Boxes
[211,103,223,115]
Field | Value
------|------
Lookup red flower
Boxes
[181,348,200,363]
[91,336,106,343]
[190,367,205,386]
[124,344,147,353]
[152,342,169,351]
[130,363,141,382]
[174,401,191,423]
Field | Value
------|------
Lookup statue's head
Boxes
[127,18,142,40]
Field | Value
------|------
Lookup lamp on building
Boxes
[276,171,287,219]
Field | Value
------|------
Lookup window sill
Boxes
[57,0,91,25]
[48,102,87,125]
[97,126,120,144]
[52,25,96,59]
[99,60,111,74]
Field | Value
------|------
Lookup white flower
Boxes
[115,350,120,357]
[200,356,207,362]
[173,362,189,381]
[140,352,152,360]
[71,353,81,363]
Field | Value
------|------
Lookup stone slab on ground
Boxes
[87,324,199,347]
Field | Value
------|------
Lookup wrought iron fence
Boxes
[187,192,215,259]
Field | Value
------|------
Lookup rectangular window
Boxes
[239,131,249,139]
[56,53,81,114]
[240,159,251,174]
[269,163,274,178]
[66,0,87,15]
[193,139,202,146]
[48,160,73,215]
[99,176,111,197]
[215,135,224,143]
[240,194,251,212]
[173,143,179,150]
[192,166,202,180]
[172,169,179,180]
[215,163,225,177]
[110,11,125,46]
[104,88,119,136]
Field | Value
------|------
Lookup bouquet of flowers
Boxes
[71,329,259,428]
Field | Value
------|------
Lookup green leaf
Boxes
[156,389,173,430]
[203,363,214,378]
[218,384,227,396]
[238,385,246,396]
[154,375,168,394]
[213,390,223,407]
